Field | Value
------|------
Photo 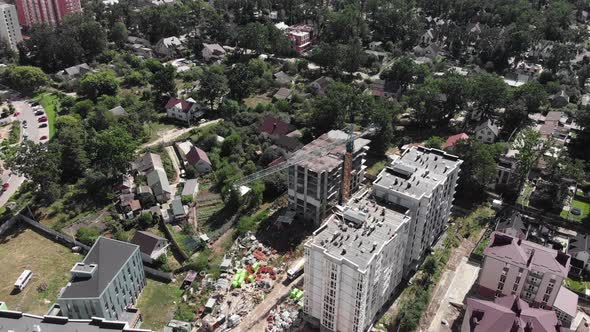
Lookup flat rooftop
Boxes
[60,237,139,299]
[309,193,410,270]
[374,146,462,199]
[0,310,151,332]
[294,130,370,173]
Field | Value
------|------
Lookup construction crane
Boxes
[232,126,374,193]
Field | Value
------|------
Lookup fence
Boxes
[159,219,190,262]
[1,209,173,282]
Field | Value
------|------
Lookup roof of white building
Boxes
[374,146,462,199]
[308,193,410,270]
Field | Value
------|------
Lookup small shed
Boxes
[205,298,216,312]
[183,271,197,288]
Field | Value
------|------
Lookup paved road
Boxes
[0,100,49,208]
[140,119,222,151]
[234,275,303,332]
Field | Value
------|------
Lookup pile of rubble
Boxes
[265,299,303,332]
[192,232,288,330]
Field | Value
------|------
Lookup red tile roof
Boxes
[443,133,469,149]
[186,146,211,166]
[258,116,295,136]
[165,97,194,113]
[465,295,564,332]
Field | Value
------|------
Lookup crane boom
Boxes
[232,127,374,189]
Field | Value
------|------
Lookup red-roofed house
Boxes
[258,116,295,137]
[186,146,212,174]
[443,133,469,150]
[477,232,577,326]
[165,97,199,125]
[461,295,568,332]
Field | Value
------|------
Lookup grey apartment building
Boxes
[58,237,146,320]
[288,130,370,226]
[303,192,410,332]
[373,147,462,273]
[0,4,22,51]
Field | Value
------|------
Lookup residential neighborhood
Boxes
[0,0,589,331]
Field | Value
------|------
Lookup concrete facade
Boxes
[58,237,146,321]
[0,4,22,51]
[16,0,81,27]
[287,130,370,226]
[303,192,410,332]
[373,147,462,272]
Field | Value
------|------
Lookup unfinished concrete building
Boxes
[373,146,462,273]
[303,191,410,332]
[288,130,370,226]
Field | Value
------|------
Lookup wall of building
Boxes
[0,5,22,51]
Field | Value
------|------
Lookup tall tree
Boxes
[469,73,509,121]
[111,21,129,48]
[78,70,119,101]
[513,128,544,190]
[150,64,176,98]
[2,65,48,95]
[198,66,228,111]
[92,126,138,177]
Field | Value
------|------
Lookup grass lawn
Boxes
[561,199,590,222]
[244,95,271,109]
[565,278,590,294]
[137,280,182,331]
[516,182,534,207]
[33,92,58,137]
[0,227,81,314]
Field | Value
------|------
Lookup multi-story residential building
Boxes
[16,0,81,28]
[372,146,462,272]
[0,309,150,332]
[58,237,146,321]
[303,191,411,332]
[286,24,315,54]
[477,232,578,326]
[0,4,22,51]
[461,295,568,332]
[287,130,370,226]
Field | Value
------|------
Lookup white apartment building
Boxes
[0,4,22,51]
[288,130,370,226]
[303,192,410,332]
[372,147,462,273]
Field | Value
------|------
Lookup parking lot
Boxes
[14,100,49,143]
[0,100,50,208]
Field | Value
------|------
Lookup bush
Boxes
[235,209,268,238]
[76,227,100,245]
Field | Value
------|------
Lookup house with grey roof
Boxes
[496,211,529,240]
[58,237,146,321]
[0,309,151,332]
[273,71,293,86]
[147,168,171,203]
[108,106,128,117]
[57,63,91,80]
[568,233,590,275]
[133,153,163,174]
[181,179,199,200]
[273,87,292,101]
[310,76,333,96]
[201,43,226,62]
[170,197,187,222]
[154,36,185,58]
[475,119,499,144]
[131,231,169,260]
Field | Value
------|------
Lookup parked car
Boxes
[571,207,582,216]
[40,135,48,140]
[38,123,48,128]
[34,110,44,116]
[31,102,39,106]
[38,117,47,123]
[2,183,9,191]
[13,111,19,117]
[22,122,27,129]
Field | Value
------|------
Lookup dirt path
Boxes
[139,119,222,151]
[234,275,303,332]
[211,227,233,256]
[418,228,485,330]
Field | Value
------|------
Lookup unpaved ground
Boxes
[418,228,485,331]
[234,275,303,332]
